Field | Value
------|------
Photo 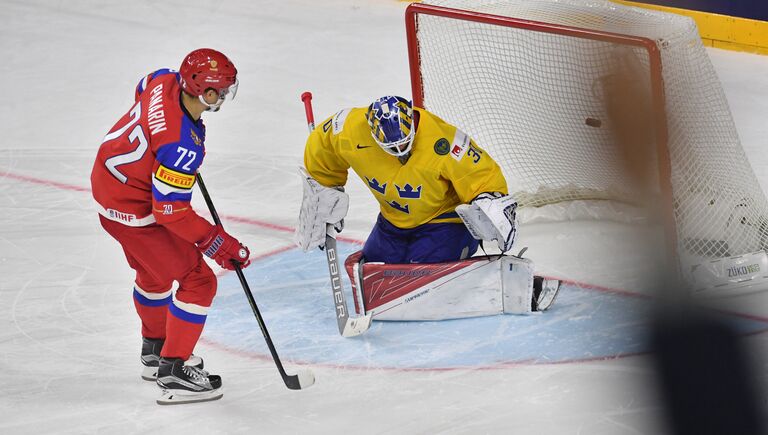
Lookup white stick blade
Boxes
[296,369,316,389]
[341,313,373,337]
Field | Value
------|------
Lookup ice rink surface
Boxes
[1,0,767,433]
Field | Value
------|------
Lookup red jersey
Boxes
[91,70,213,243]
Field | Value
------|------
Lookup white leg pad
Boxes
[353,255,536,321]
[500,256,535,314]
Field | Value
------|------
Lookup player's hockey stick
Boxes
[301,91,372,337]
[196,173,315,390]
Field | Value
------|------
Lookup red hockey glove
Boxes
[198,226,251,270]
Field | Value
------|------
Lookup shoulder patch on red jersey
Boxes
[155,165,195,189]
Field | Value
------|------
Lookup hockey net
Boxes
[406,0,768,287]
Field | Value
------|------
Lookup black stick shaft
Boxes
[195,173,302,390]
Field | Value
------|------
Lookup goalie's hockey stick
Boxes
[301,91,372,337]
[196,173,315,390]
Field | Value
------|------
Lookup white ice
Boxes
[1,1,767,433]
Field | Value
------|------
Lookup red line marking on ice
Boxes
[219,214,362,245]
[552,276,768,323]
[219,214,295,234]
[557,277,650,299]
[714,308,768,324]
[3,171,91,192]
[214,244,298,278]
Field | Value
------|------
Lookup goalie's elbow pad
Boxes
[294,167,349,252]
[456,192,518,252]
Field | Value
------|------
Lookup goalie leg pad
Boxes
[353,255,540,321]
[360,256,505,321]
[294,167,349,252]
[500,256,535,314]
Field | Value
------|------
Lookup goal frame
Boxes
[404,2,678,262]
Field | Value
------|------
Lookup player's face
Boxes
[202,89,227,112]
[202,79,239,112]
[203,89,222,105]
[390,127,415,155]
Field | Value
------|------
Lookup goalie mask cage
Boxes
[405,0,768,284]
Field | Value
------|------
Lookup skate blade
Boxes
[141,366,158,382]
[536,280,562,312]
[156,387,223,405]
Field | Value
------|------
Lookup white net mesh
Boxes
[412,0,768,262]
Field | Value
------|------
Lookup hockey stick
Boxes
[301,91,372,337]
[195,173,315,390]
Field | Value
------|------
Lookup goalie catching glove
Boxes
[456,192,518,253]
[294,167,349,251]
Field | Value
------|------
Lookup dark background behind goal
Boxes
[630,0,768,21]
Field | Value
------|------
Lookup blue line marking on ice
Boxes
[204,242,768,369]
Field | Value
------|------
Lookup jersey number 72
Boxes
[102,101,148,184]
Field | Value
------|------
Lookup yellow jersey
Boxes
[304,107,508,229]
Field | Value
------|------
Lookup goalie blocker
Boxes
[344,251,561,321]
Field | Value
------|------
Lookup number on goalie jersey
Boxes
[303,95,509,263]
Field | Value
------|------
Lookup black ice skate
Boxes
[156,357,223,405]
[532,276,562,312]
[141,338,203,382]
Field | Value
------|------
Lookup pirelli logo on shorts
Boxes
[155,165,195,189]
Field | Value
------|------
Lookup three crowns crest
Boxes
[395,183,422,199]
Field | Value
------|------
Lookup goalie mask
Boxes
[366,96,414,157]
[179,48,239,112]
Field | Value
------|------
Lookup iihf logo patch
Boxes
[365,177,387,195]
[396,183,422,199]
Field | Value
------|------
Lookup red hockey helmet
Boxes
[179,48,238,111]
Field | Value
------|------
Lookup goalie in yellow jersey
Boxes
[296,96,560,321]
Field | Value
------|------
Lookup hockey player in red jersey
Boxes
[91,48,248,405]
